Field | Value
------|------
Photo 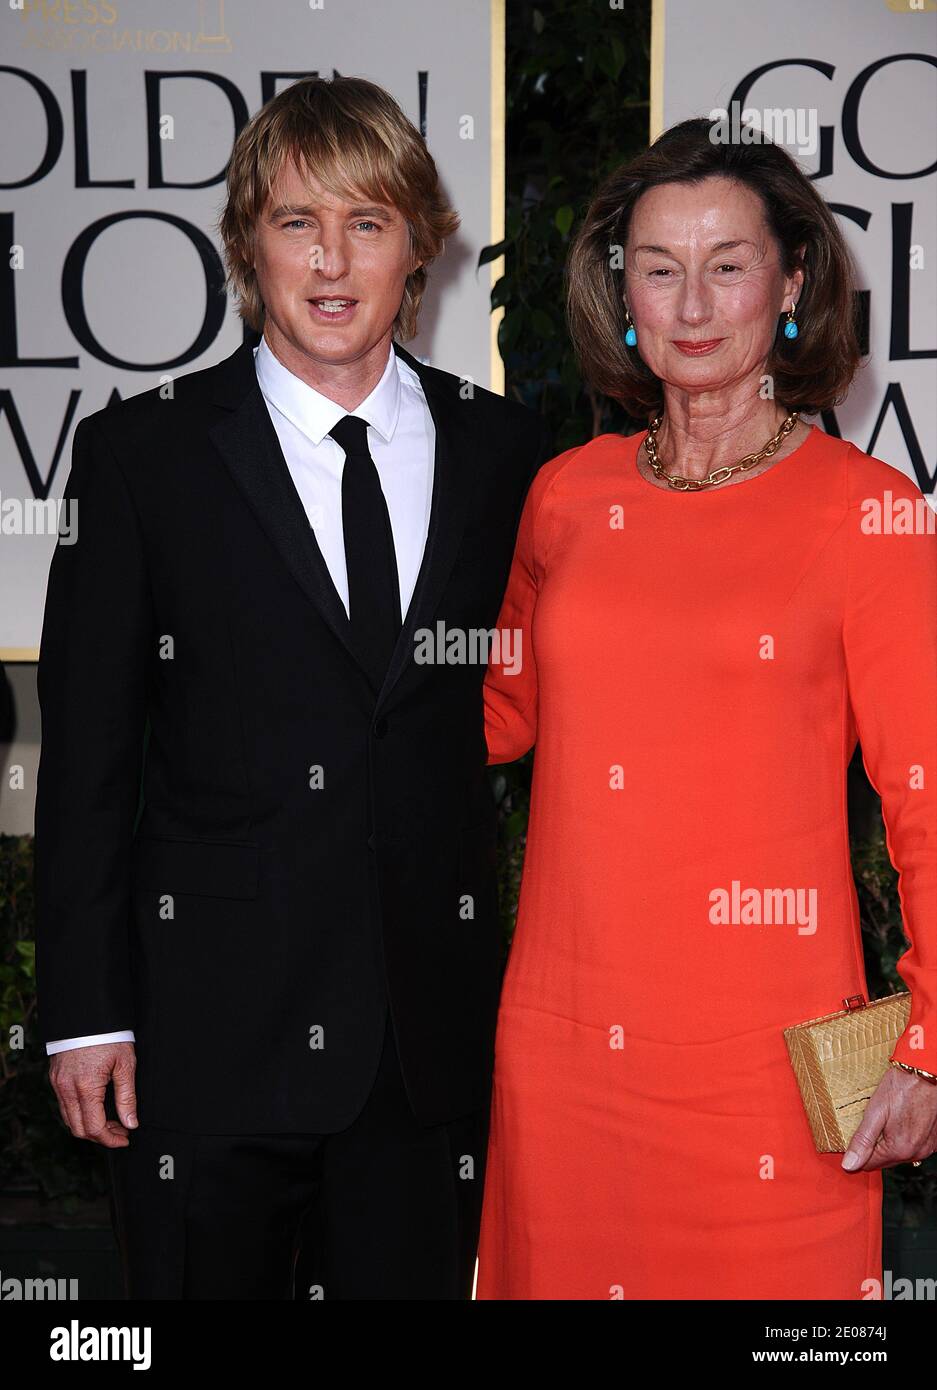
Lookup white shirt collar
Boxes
[253,334,401,445]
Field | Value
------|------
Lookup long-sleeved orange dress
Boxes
[475,424,937,1301]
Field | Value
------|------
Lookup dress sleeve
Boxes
[842,459,937,1073]
[483,447,576,765]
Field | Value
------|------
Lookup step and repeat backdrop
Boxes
[0,0,934,831]
[653,0,936,500]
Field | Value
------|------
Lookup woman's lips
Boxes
[672,338,724,356]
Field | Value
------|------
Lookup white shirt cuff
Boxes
[46,1031,136,1055]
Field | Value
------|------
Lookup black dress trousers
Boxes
[106,1010,490,1300]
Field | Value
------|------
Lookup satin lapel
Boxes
[207,341,377,686]
[375,343,472,714]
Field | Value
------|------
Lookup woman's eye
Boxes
[716,263,741,273]
[650,268,673,277]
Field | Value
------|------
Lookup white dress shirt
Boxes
[45,335,435,1055]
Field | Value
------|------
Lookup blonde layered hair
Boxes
[218,76,460,340]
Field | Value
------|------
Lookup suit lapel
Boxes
[206,337,473,709]
[375,341,473,714]
[208,340,375,683]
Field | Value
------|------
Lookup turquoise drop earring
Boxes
[783,299,799,340]
[623,307,637,347]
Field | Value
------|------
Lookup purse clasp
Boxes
[843,994,867,1012]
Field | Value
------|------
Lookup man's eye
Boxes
[354,221,379,232]
[283,219,310,230]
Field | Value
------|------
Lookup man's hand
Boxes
[842,1066,937,1172]
[49,1042,138,1147]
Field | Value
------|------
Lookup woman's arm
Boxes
[842,453,937,1076]
[484,445,580,764]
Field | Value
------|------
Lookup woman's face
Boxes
[623,175,803,397]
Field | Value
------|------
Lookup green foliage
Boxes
[853,820,937,1221]
[0,834,110,1212]
[487,0,652,448]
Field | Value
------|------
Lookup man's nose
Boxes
[308,232,351,280]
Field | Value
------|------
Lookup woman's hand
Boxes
[842,1067,937,1171]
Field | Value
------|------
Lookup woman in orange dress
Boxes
[475,118,937,1301]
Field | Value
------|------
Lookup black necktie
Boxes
[327,414,402,681]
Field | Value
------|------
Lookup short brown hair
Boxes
[565,117,862,419]
[218,75,460,340]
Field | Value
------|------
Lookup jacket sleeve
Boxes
[842,464,937,1074]
[483,442,575,765]
[34,413,153,1045]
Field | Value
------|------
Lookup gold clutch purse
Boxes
[783,992,911,1153]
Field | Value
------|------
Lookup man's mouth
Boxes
[308,296,358,317]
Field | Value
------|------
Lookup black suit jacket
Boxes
[34,337,550,1133]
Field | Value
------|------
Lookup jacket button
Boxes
[373,717,389,738]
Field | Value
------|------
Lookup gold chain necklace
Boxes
[643,411,800,491]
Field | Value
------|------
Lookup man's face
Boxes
[252,157,418,370]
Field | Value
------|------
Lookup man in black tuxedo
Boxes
[34,75,549,1299]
